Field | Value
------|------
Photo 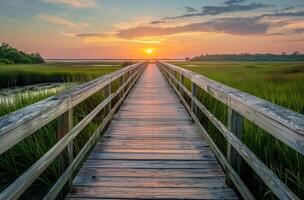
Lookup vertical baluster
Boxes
[191,82,197,114]
[120,74,124,98]
[179,74,184,94]
[105,83,111,115]
[227,108,243,185]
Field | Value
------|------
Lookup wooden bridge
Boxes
[0,61,303,200]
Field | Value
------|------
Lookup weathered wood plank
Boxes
[0,62,146,200]
[83,159,222,169]
[159,61,302,200]
[43,66,146,200]
[73,176,228,188]
[158,61,304,156]
[67,186,238,199]
[88,152,216,161]
[67,64,237,200]
[158,63,255,200]
[77,168,225,177]
[0,61,146,155]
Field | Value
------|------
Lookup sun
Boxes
[144,48,155,55]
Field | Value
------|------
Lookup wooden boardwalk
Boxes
[66,64,238,199]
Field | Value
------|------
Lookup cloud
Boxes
[74,9,304,43]
[164,3,270,20]
[38,14,89,28]
[293,28,304,34]
[119,17,269,39]
[184,6,198,13]
[75,17,270,44]
[42,0,95,8]
[224,0,247,5]
[261,10,304,18]
[75,33,161,44]
[150,20,165,25]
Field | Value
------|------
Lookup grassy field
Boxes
[0,61,125,198]
[0,61,123,116]
[172,61,304,199]
[0,61,123,88]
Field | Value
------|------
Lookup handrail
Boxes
[0,61,145,155]
[157,60,303,200]
[0,61,147,200]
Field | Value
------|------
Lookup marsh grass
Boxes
[175,61,304,199]
[0,62,121,199]
[0,62,122,88]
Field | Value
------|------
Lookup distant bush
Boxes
[0,58,14,65]
[121,60,133,68]
[0,42,44,64]
[190,52,304,62]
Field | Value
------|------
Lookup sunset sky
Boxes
[0,0,304,59]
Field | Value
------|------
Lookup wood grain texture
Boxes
[43,66,145,200]
[157,61,304,156]
[158,62,300,200]
[159,64,255,200]
[67,64,237,200]
[0,62,146,155]
[0,62,146,200]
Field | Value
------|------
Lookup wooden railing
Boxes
[0,61,147,200]
[157,61,304,200]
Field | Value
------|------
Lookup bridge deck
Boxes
[67,64,238,199]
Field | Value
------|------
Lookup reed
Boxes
[0,61,121,198]
[175,61,304,199]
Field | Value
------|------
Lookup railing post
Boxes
[57,108,73,186]
[120,74,124,98]
[191,82,197,114]
[227,108,243,185]
[105,83,111,114]
[171,69,174,83]
[179,74,184,94]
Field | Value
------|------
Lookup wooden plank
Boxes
[73,176,228,188]
[94,148,209,154]
[43,66,145,200]
[67,186,238,199]
[83,159,222,169]
[158,61,304,156]
[68,64,237,200]
[0,63,146,200]
[77,168,225,177]
[88,152,216,161]
[97,144,209,150]
[0,62,146,155]
[160,62,302,200]
[159,63,255,200]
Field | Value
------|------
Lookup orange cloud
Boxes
[43,0,95,8]
[38,14,89,28]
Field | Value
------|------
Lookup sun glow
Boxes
[144,48,155,55]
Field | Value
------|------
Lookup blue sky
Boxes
[0,0,303,58]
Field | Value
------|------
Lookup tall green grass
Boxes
[0,62,121,199]
[0,62,122,88]
[174,61,304,199]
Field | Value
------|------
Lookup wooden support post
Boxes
[179,74,184,94]
[120,75,124,98]
[57,108,73,187]
[191,82,197,114]
[105,83,111,114]
[227,108,243,185]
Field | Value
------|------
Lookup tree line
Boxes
[0,43,44,64]
[188,52,304,61]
